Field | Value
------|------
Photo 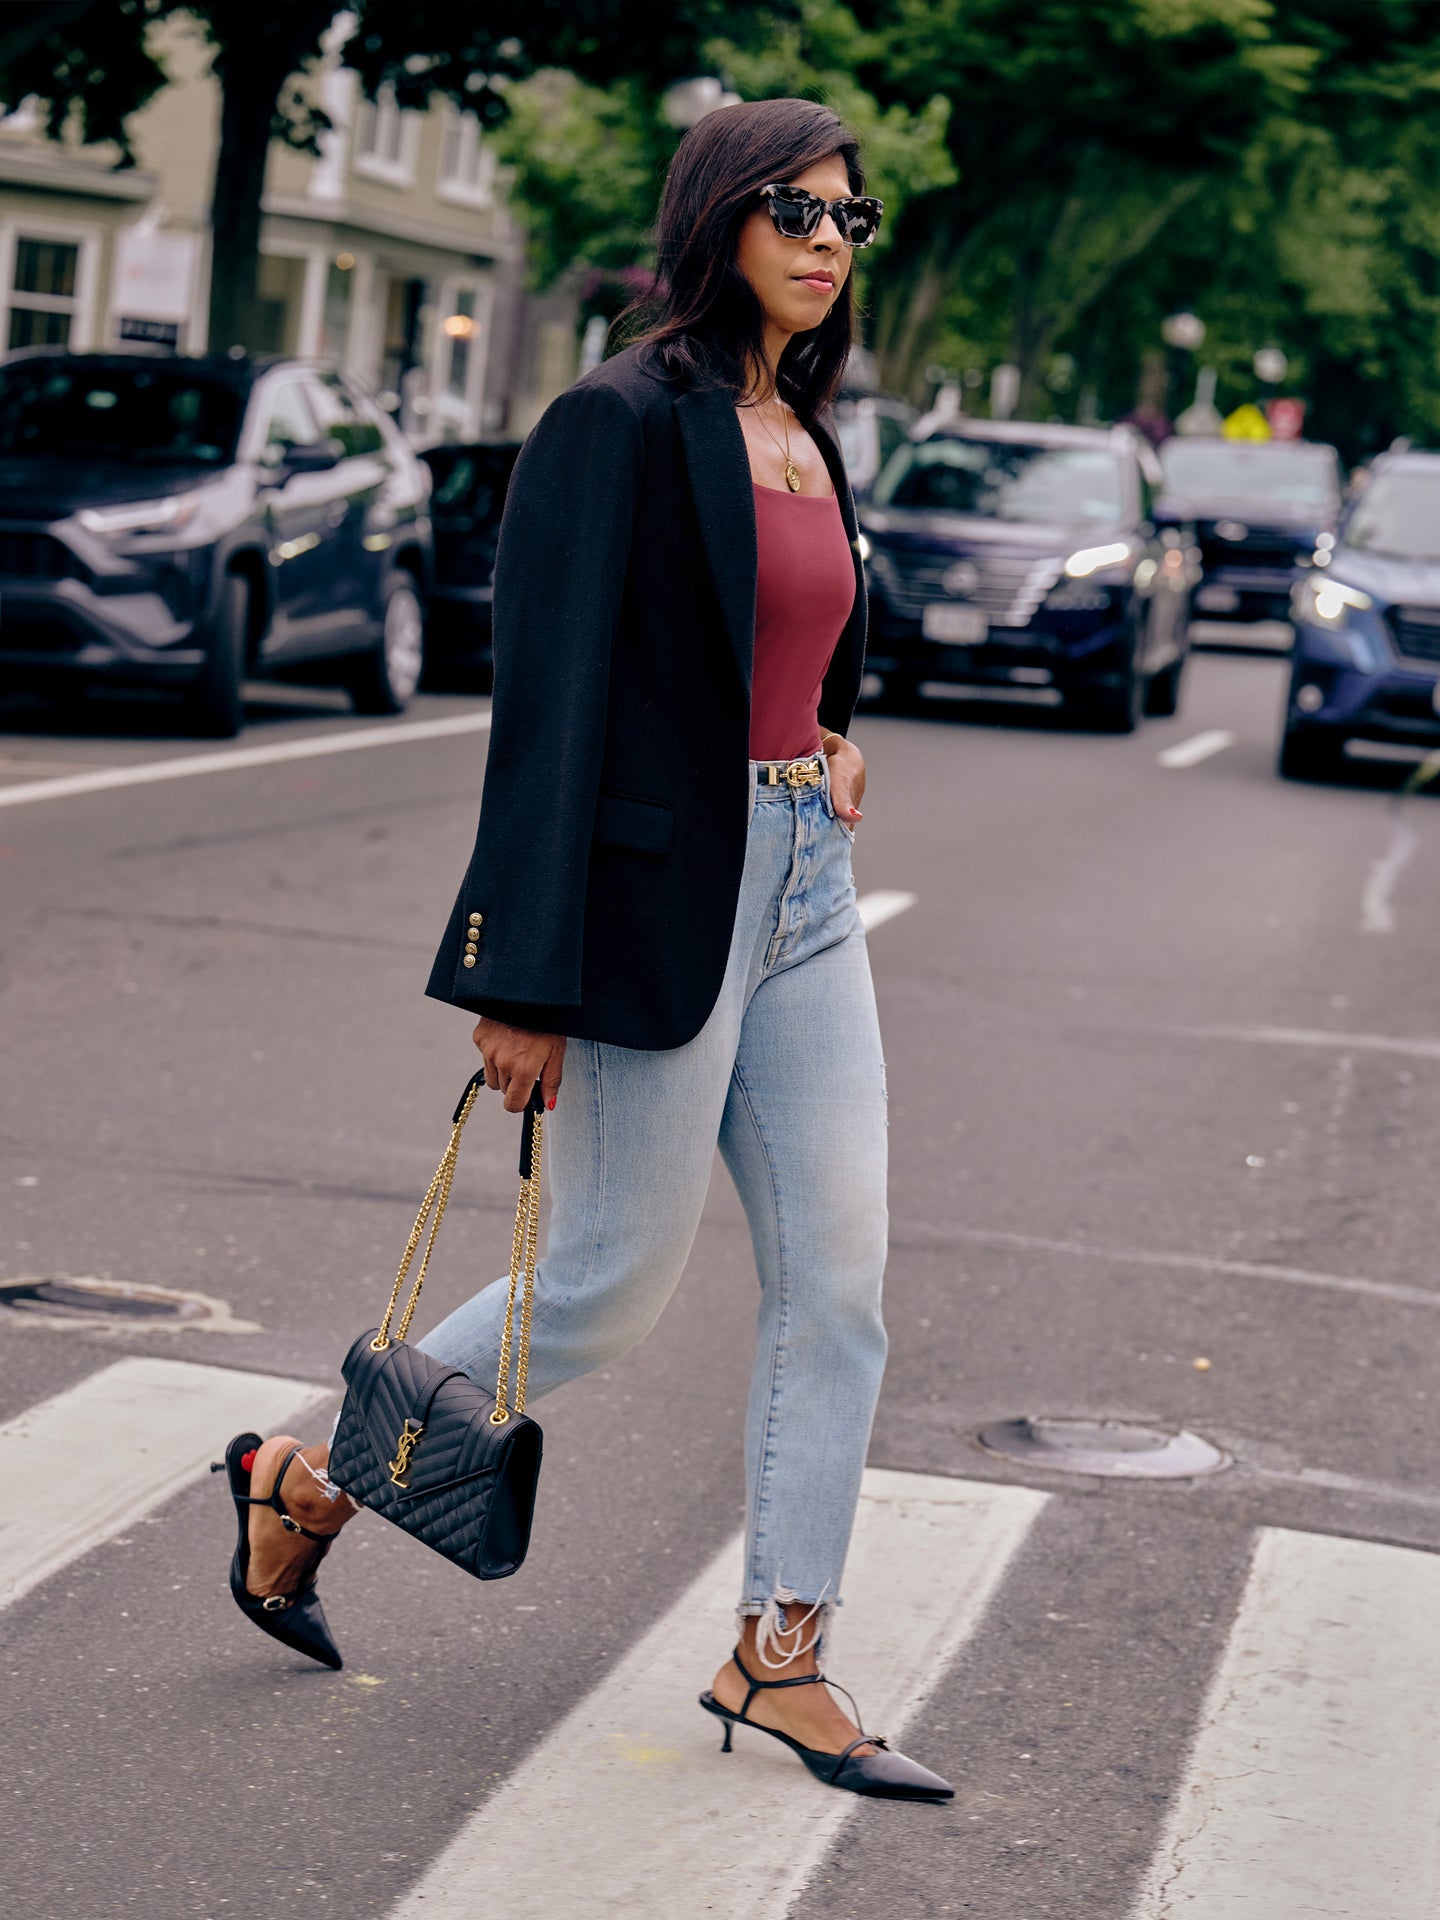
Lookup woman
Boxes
[222,97,952,1804]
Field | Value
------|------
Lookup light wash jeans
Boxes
[418,759,889,1642]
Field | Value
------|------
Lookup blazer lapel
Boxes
[675,386,756,691]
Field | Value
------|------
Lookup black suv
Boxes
[1156,436,1343,627]
[0,350,432,734]
[860,420,1193,730]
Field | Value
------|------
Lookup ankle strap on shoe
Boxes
[235,1445,332,1544]
[730,1645,826,1722]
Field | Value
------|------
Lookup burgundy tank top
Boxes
[748,481,856,761]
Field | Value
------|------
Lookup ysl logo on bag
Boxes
[388,1418,425,1487]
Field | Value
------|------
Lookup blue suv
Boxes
[1281,451,1440,779]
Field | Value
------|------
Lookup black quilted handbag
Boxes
[327,1071,544,1581]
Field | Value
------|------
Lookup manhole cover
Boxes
[978,1416,1228,1480]
[0,1275,257,1333]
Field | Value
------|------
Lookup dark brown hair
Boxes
[622,97,864,421]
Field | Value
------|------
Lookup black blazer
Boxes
[425,343,868,1050]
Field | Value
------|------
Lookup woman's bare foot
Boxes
[710,1611,875,1757]
[244,1434,354,1599]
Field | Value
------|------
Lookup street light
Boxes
[1161,310,1205,420]
[1253,346,1288,385]
[1161,310,1206,352]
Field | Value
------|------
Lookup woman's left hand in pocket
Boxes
[823,735,866,827]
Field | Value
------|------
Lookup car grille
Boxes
[1386,606,1440,666]
[867,548,1063,627]
[0,529,76,580]
[1198,527,1298,572]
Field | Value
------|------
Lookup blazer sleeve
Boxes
[426,379,645,1015]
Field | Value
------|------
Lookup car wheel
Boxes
[1074,657,1143,734]
[1144,652,1186,719]
[872,670,923,713]
[184,572,248,738]
[1278,722,1346,782]
[347,572,425,716]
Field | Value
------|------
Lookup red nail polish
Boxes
[547,1097,556,1110]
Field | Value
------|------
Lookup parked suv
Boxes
[1281,450,1440,779]
[860,420,1192,730]
[418,439,521,688]
[0,350,432,734]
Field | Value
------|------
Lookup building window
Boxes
[9,237,81,348]
[353,84,419,187]
[437,107,494,207]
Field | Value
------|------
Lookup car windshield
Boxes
[0,361,244,465]
[1343,471,1440,562]
[1160,440,1341,513]
[872,437,1126,525]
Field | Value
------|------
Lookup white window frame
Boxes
[0,218,100,353]
[352,83,420,189]
[436,104,495,209]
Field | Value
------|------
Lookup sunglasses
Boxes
[758,183,884,250]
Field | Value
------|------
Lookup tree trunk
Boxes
[205,3,333,354]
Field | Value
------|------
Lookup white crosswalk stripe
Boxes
[0,1356,327,1610]
[387,1469,1047,1920]
[1131,1526,1440,1919]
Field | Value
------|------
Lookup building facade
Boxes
[0,16,574,440]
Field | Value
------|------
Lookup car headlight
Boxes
[1296,576,1371,627]
[1063,541,1131,579]
[77,495,199,536]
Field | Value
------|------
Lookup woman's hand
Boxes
[821,734,866,826]
[472,1017,566,1113]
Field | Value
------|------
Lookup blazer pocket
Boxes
[593,790,674,857]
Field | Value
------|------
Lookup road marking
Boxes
[1132,1528,1440,1919]
[1156,729,1235,770]
[1183,1022,1440,1063]
[1360,816,1421,934]
[388,1470,1046,1920]
[0,1357,327,1610]
[857,888,917,930]
[0,708,493,811]
[931,1225,1440,1311]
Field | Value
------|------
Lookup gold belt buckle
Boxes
[785,757,822,790]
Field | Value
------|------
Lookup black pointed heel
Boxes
[212,1431,343,1671]
[698,1646,953,1802]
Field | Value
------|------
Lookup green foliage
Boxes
[491,73,671,287]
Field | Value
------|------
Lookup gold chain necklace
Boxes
[752,395,802,492]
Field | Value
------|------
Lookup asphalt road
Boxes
[3,653,1440,1920]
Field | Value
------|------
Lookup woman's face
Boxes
[734,154,855,343]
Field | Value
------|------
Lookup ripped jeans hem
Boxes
[736,1589,838,1667]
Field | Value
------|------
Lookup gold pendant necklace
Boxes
[755,396,802,491]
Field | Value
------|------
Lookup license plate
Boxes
[923,602,987,643]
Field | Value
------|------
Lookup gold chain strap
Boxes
[492,1110,543,1423]
[370,1080,545,1428]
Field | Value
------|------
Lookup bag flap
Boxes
[341,1336,516,1496]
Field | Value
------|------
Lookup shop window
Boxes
[8,236,81,349]
[354,85,419,187]
[437,108,494,206]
